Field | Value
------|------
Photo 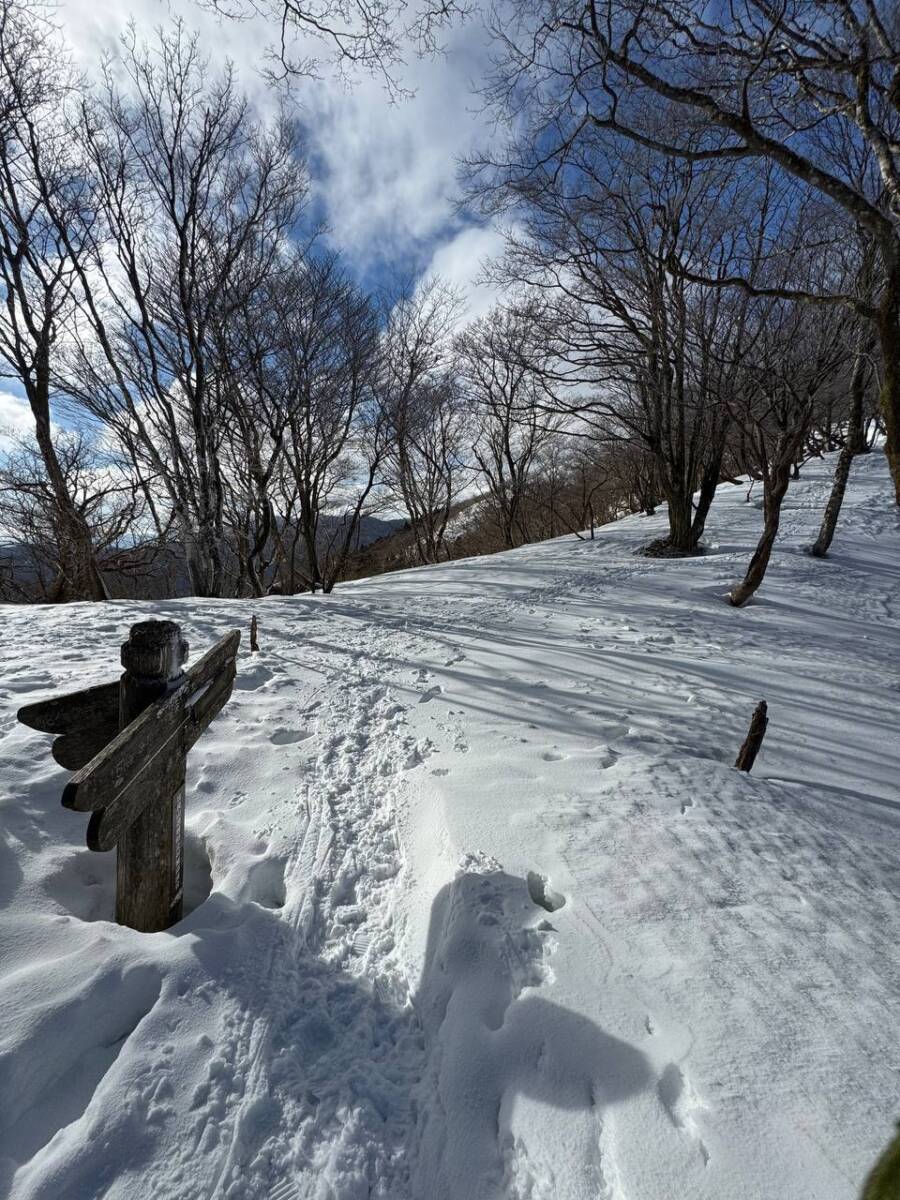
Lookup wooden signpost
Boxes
[18,620,240,933]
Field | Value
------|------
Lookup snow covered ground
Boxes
[1,450,898,1200]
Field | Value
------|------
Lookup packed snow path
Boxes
[1,451,898,1200]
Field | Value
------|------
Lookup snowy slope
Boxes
[0,451,898,1200]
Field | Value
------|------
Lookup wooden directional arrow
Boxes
[78,638,239,851]
[18,681,119,770]
[63,632,239,818]
[17,623,240,932]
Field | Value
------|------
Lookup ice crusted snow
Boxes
[1,451,898,1200]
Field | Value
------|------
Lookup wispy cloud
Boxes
[57,0,503,312]
[423,223,509,324]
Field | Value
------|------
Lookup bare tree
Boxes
[0,0,108,600]
[526,436,587,541]
[547,444,616,539]
[477,1,900,503]
[727,300,848,605]
[0,430,147,600]
[466,133,762,554]
[271,252,384,594]
[378,279,467,564]
[212,266,296,596]
[457,301,563,550]
[60,23,305,597]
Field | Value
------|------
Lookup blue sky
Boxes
[0,0,506,448]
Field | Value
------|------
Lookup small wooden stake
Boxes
[735,700,768,773]
[250,614,259,653]
[116,620,189,932]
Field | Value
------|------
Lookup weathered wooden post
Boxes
[735,700,768,773]
[18,621,240,934]
[117,621,189,931]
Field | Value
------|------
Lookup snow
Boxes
[1,450,898,1200]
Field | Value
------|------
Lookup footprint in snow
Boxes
[269,728,312,746]
[526,871,566,913]
[12,674,55,694]
[233,665,274,691]
[419,685,443,703]
[597,722,630,742]
[657,1062,710,1166]
[243,856,287,910]
[412,866,652,1197]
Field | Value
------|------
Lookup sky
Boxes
[0,389,41,453]
[61,0,504,303]
[0,0,507,447]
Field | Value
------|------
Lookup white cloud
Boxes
[302,18,493,270]
[56,0,498,285]
[0,391,35,453]
[58,0,276,110]
[423,223,509,324]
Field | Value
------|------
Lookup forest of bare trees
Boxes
[0,0,893,606]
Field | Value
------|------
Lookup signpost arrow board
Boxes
[63,633,239,819]
[18,681,120,771]
[17,622,240,933]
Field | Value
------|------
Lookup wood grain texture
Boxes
[87,728,187,851]
[18,681,121,773]
[17,680,119,735]
[114,621,190,933]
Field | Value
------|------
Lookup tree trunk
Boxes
[659,485,693,552]
[300,512,321,593]
[810,344,868,558]
[877,261,900,505]
[728,461,792,606]
[690,443,725,548]
[30,374,107,603]
[809,445,854,559]
[183,531,211,598]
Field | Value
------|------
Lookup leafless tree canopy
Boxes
[0,0,890,606]
[201,0,471,91]
[473,0,900,502]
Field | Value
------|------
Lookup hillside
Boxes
[1,450,898,1200]
[0,513,406,602]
